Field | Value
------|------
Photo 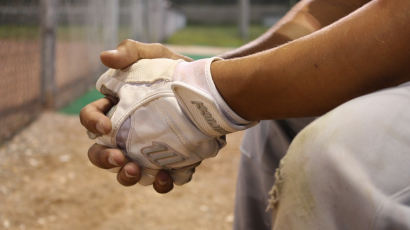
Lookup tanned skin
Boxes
[80,0,409,193]
[213,0,410,120]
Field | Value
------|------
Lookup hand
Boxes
[80,39,192,193]
[93,57,255,189]
[100,39,192,69]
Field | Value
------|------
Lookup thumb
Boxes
[100,49,138,70]
[100,39,150,69]
[100,39,193,70]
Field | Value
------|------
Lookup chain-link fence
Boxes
[0,0,185,143]
[0,0,42,143]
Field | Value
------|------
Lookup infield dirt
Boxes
[0,112,243,230]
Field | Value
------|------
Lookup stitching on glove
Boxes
[110,89,175,145]
[153,99,201,158]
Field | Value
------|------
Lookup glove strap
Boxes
[203,58,252,126]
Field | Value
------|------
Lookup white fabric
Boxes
[171,57,256,136]
[172,82,251,136]
[94,57,254,186]
[93,57,257,185]
[269,82,410,230]
[95,58,227,185]
[173,58,252,126]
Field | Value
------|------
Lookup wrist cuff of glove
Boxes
[172,57,256,137]
[203,58,251,126]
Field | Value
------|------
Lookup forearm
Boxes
[213,0,410,120]
[221,0,368,59]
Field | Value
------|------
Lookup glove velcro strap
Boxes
[171,82,247,137]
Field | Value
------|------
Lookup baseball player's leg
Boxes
[234,118,315,230]
[270,82,410,230]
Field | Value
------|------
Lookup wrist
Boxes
[176,57,252,125]
[206,59,251,125]
[171,57,256,137]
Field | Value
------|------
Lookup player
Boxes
[80,0,410,229]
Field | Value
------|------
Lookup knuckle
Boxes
[123,39,139,50]
[153,183,173,194]
[79,106,91,124]
[79,106,88,117]
[87,144,97,162]
[151,43,166,52]
[118,39,132,47]
[152,42,163,48]
[117,173,137,187]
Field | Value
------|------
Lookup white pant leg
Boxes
[270,82,410,230]
[234,118,315,230]
[234,121,290,230]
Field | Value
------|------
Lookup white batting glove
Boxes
[94,58,255,186]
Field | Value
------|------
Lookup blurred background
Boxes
[0,0,292,229]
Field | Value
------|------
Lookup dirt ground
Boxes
[0,112,244,230]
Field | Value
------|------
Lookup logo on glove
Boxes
[191,100,228,135]
[141,142,186,168]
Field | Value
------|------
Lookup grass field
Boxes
[0,23,267,46]
[166,24,268,47]
[0,25,40,39]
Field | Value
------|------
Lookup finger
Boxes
[117,162,141,186]
[153,170,174,194]
[100,49,137,70]
[88,144,128,169]
[137,42,192,61]
[79,98,113,135]
[170,162,201,185]
[100,39,144,69]
[170,166,196,186]
[100,39,193,69]
[165,48,193,62]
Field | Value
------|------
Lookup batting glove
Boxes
[93,58,255,186]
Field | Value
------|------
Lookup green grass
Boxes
[166,24,268,47]
[59,89,104,115]
[0,25,40,40]
[0,25,88,41]
[0,25,129,41]
[0,24,268,47]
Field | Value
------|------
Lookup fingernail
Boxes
[125,170,137,178]
[157,173,169,186]
[108,156,120,167]
[96,121,106,134]
[158,179,168,186]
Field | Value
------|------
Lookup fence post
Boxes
[40,0,57,108]
[131,0,148,42]
[146,0,155,42]
[103,0,119,49]
[239,0,250,40]
[147,0,166,42]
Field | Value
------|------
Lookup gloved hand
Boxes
[93,57,255,186]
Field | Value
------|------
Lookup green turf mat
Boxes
[166,24,268,47]
[59,89,103,115]
[59,54,211,115]
[185,54,211,60]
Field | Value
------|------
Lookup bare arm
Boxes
[213,0,410,120]
[221,0,370,59]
